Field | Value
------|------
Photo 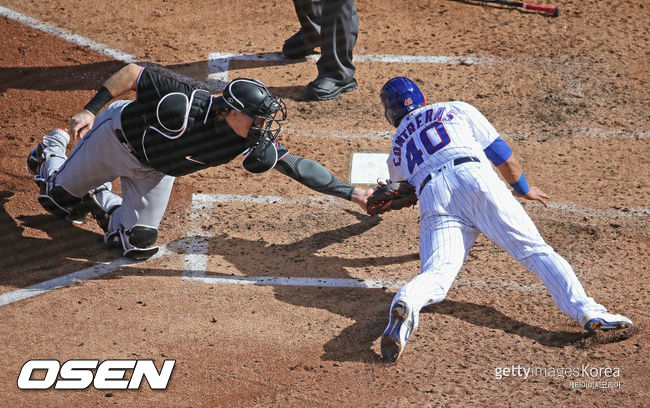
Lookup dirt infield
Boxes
[0,0,648,406]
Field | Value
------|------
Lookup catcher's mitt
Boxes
[366,180,418,216]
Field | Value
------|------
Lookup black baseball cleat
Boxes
[282,29,318,59]
[27,141,46,176]
[306,77,357,101]
[123,246,159,261]
[37,194,72,219]
[27,141,47,187]
[66,193,97,224]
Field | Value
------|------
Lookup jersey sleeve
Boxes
[456,102,501,149]
[387,153,406,182]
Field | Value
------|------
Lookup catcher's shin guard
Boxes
[37,182,82,219]
[66,185,111,224]
[27,141,46,182]
[91,204,120,233]
[106,225,159,260]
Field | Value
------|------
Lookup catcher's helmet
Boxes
[215,78,286,120]
[380,77,425,127]
[214,78,287,145]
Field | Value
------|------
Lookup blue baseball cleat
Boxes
[581,310,633,331]
[380,300,414,363]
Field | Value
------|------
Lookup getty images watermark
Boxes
[494,364,623,390]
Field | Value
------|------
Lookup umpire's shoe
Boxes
[306,77,357,101]
[581,310,633,331]
[381,300,414,363]
[282,29,318,59]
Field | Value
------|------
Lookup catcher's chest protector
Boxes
[148,90,212,139]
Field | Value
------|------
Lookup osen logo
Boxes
[17,359,175,390]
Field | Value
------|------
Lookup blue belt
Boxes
[419,156,480,193]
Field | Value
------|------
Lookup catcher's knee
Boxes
[127,226,158,248]
[37,182,82,218]
[105,225,158,254]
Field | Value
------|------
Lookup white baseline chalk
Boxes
[191,194,649,219]
[0,247,171,307]
[207,52,492,88]
[182,275,543,292]
[0,6,212,90]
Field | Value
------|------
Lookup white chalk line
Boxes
[286,128,650,141]
[192,193,649,219]
[1,192,555,307]
[181,275,543,292]
[207,52,491,87]
[0,246,172,307]
[0,6,212,91]
[182,199,212,279]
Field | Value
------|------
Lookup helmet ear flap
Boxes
[242,137,278,174]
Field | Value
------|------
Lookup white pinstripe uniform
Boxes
[386,101,606,330]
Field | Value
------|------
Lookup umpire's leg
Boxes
[316,0,358,81]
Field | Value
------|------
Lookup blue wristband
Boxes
[510,172,530,195]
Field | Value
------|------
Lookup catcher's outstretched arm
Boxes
[274,153,354,200]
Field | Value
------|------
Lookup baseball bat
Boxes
[478,0,560,16]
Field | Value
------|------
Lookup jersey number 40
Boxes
[406,122,451,174]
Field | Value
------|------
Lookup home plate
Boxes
[349,152,389,184]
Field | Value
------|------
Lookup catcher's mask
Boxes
[214,78,287,146]
[379,77,425,127]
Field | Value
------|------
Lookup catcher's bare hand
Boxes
[70,110,96,140]
[351,187,374,211]
[513,186,549,207]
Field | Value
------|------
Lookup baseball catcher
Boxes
[366,180,418,217]
[27,63,373,259]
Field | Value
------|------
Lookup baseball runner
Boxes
[27,63,373,259]
[373,77,633,362]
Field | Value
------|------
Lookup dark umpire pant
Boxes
[292,0,358,82]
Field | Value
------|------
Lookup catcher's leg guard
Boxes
[27,141,46,180]
[106,225,159,260]
[29,129,71,187]
[37,182,82,219]
[66,184,112,224]
[91,204,121,233]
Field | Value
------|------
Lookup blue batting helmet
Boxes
[380,77,425,127]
